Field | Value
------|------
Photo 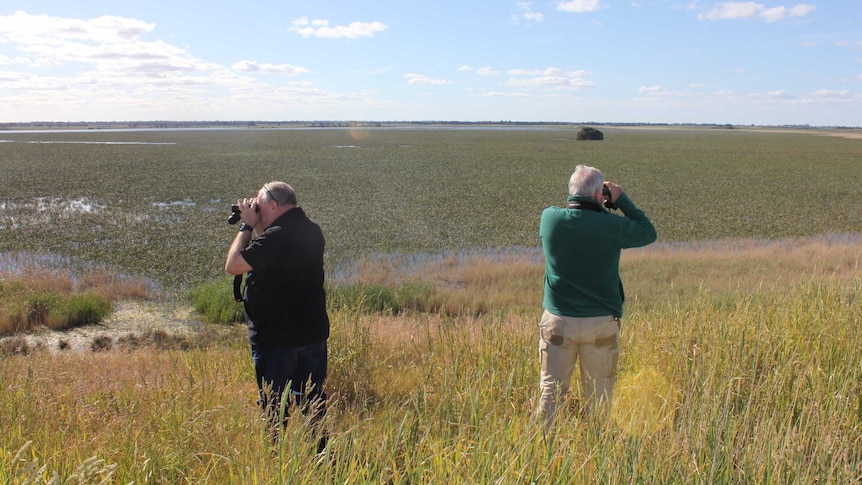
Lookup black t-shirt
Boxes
[240,207,329,348]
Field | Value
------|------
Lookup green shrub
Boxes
[327,281,436,314]
[26,292,113,331]
[54,293,113,329]
[190,278,245,325]
[0,292,114,333]
[575,126,604,140]
[25,293,60,327]
[192,278,437,322]
[394,281,438,313]
[328,283,395,313]
[191,278,438,322]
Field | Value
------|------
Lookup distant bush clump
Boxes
[576,127,604,140]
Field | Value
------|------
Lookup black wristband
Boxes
[238,223,253,233]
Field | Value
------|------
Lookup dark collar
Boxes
[268,206,303,228]
[566,196,604,212]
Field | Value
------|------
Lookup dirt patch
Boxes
[1,300,207,353]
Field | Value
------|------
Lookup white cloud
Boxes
[0,70,31,82]
[459,65,500,76]
[834,41,862,48]
[699,2,764,20]
[636,85,703,99]
[698,2,816,22]
[639,85,667,94]
[0,54,40,66]
[405,73,451,85]
[478,90,532,98]
[517,2,544,21]
[506,67,593,90]
[0,11,300,120]
[475,67,500,76]
[289,17,388,39]
[508,67,585,77]
[557,0,602,13]
[0,11,214,78]
[812,89,852,99]
[789,4,816,16]
[0,10,155,45]
[760,6,787,23]
[232,60,310,75]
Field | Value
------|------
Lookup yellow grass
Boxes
[2,235,861,483]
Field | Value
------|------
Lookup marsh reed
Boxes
[2,238,860,483]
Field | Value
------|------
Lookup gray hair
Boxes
[261,181,297,206]
[568,165,604,197]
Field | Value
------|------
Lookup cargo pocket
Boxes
[594,318,620,379]
[539,312,565,346]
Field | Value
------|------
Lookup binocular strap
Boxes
[233,274,244,302]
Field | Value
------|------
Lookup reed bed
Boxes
[2,239,860,483]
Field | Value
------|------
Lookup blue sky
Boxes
[1,1,860,125]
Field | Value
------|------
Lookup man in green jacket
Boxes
[537,164,656,427]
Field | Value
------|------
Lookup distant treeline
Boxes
[1,120,858,130]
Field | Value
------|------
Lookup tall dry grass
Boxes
[1,236,861,483]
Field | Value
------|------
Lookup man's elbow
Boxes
[225,257,249,275]
[642,227,658,246]
[646,227,658,244]
[629,225,657,248]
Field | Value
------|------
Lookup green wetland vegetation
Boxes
[1,126,860,483]
[1,126,860,287]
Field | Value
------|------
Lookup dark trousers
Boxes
[250,340,328,442]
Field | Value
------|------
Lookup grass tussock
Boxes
[0,267,153,335]
[0,287,113,335]
[189,277,245,324]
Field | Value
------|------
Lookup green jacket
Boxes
[540,193,656,318]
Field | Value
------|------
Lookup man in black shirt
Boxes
[225,181,330,450]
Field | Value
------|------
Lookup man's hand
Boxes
[225,197,257,276]
[603,182,623,204]
[237,197,261,228]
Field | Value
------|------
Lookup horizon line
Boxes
[2,120,859,129]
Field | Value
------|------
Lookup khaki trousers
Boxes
[537,310,620,425]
